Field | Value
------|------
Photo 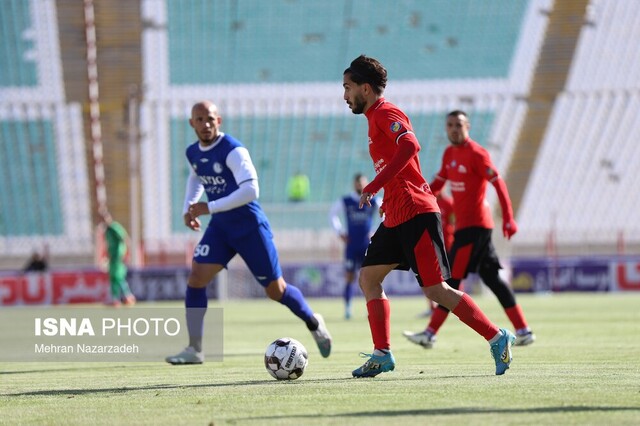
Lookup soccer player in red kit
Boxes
[403,110,535,349]
[343,55,515,377]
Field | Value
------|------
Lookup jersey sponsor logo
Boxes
[457,165,467,173]
[390,122,402,133]
[450,181,465,192]
[213,162,223,174]
[199,175,226,185]
[373,158,385,173]
[198,175,228,194]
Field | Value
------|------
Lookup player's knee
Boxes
[265,279,286,301]
[478,262,501,284]
[445,277,462,290]
[357,271,373,292]
[187,272,210,288]
[188,268,212,288]
[345,271,355,284]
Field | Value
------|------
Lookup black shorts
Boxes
[362,213,451,287]
[449,227,501,280]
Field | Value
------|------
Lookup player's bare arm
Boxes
[359,192,373,208]
[188,202,210,218]
[183,210,202,231]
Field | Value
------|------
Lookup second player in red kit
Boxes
[403,110,535,350]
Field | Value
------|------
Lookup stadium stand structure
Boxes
[164,0,528,84]
[516,0,640,255]
[139,0,545,261]
[0,0,92,268]
[3,0,639,269]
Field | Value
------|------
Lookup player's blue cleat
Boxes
[490,328,516,375]
[310,314,332,358]
[352,351,396,378]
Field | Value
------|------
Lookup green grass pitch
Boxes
[1,293,639,425]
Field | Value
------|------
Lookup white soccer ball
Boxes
[264,337,308,380]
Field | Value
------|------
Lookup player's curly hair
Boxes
[344,55,387,95]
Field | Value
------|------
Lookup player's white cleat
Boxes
[310,313,332,358]
[165,346,204,365]
[402,330,436,349]
[514,331,536,346]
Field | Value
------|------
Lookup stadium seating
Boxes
[0,113,62,236]
[11,0,640,265]
[0,0,92,263]
[0,0,38,88]
[140,0,540,237]
[165,0,528,84]
[516,0,640,249]
[565,0,640,91]
[518,90,640,247]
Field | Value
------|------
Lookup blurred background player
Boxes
[403,110,535,349]
[23,245,49,273]
[343,55,515,378]
[287,171,310,202]
[165,101,332,364]
[99,209,136,307]
[329,173,381,319]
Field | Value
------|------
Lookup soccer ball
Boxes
[264,337,308,380]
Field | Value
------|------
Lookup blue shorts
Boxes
[345,244,368,273]
[193,222,282,287]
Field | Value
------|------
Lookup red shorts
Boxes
[449,227,501,280]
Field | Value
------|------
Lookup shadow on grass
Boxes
[3,374,424,397]
[0,365,150,375]
[236,406,640,422]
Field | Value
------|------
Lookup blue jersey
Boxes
[186,134,268,238]
[342,195,378,251]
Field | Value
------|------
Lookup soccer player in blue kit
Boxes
[166,101,332,364]
[329,173,381,319]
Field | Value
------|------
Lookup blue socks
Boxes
[344,282,355,319]
[279,284,315,329]
[186,286,208,352]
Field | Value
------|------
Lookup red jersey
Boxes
[364,98,439,227]
[434,138,498,230]
[436,193,455,251]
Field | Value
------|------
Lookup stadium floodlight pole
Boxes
[83,0,108,233]
[128,85,142,267]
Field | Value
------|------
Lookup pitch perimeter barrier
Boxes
[511,255,640,292]
[2,256,639,306]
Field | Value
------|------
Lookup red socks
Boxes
[426,307,450,335]
[505,304,528,330]
[452,293,499,341]
[367,298,390,350]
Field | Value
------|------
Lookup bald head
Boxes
[190,100,222,146]
[191,100,217,116]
